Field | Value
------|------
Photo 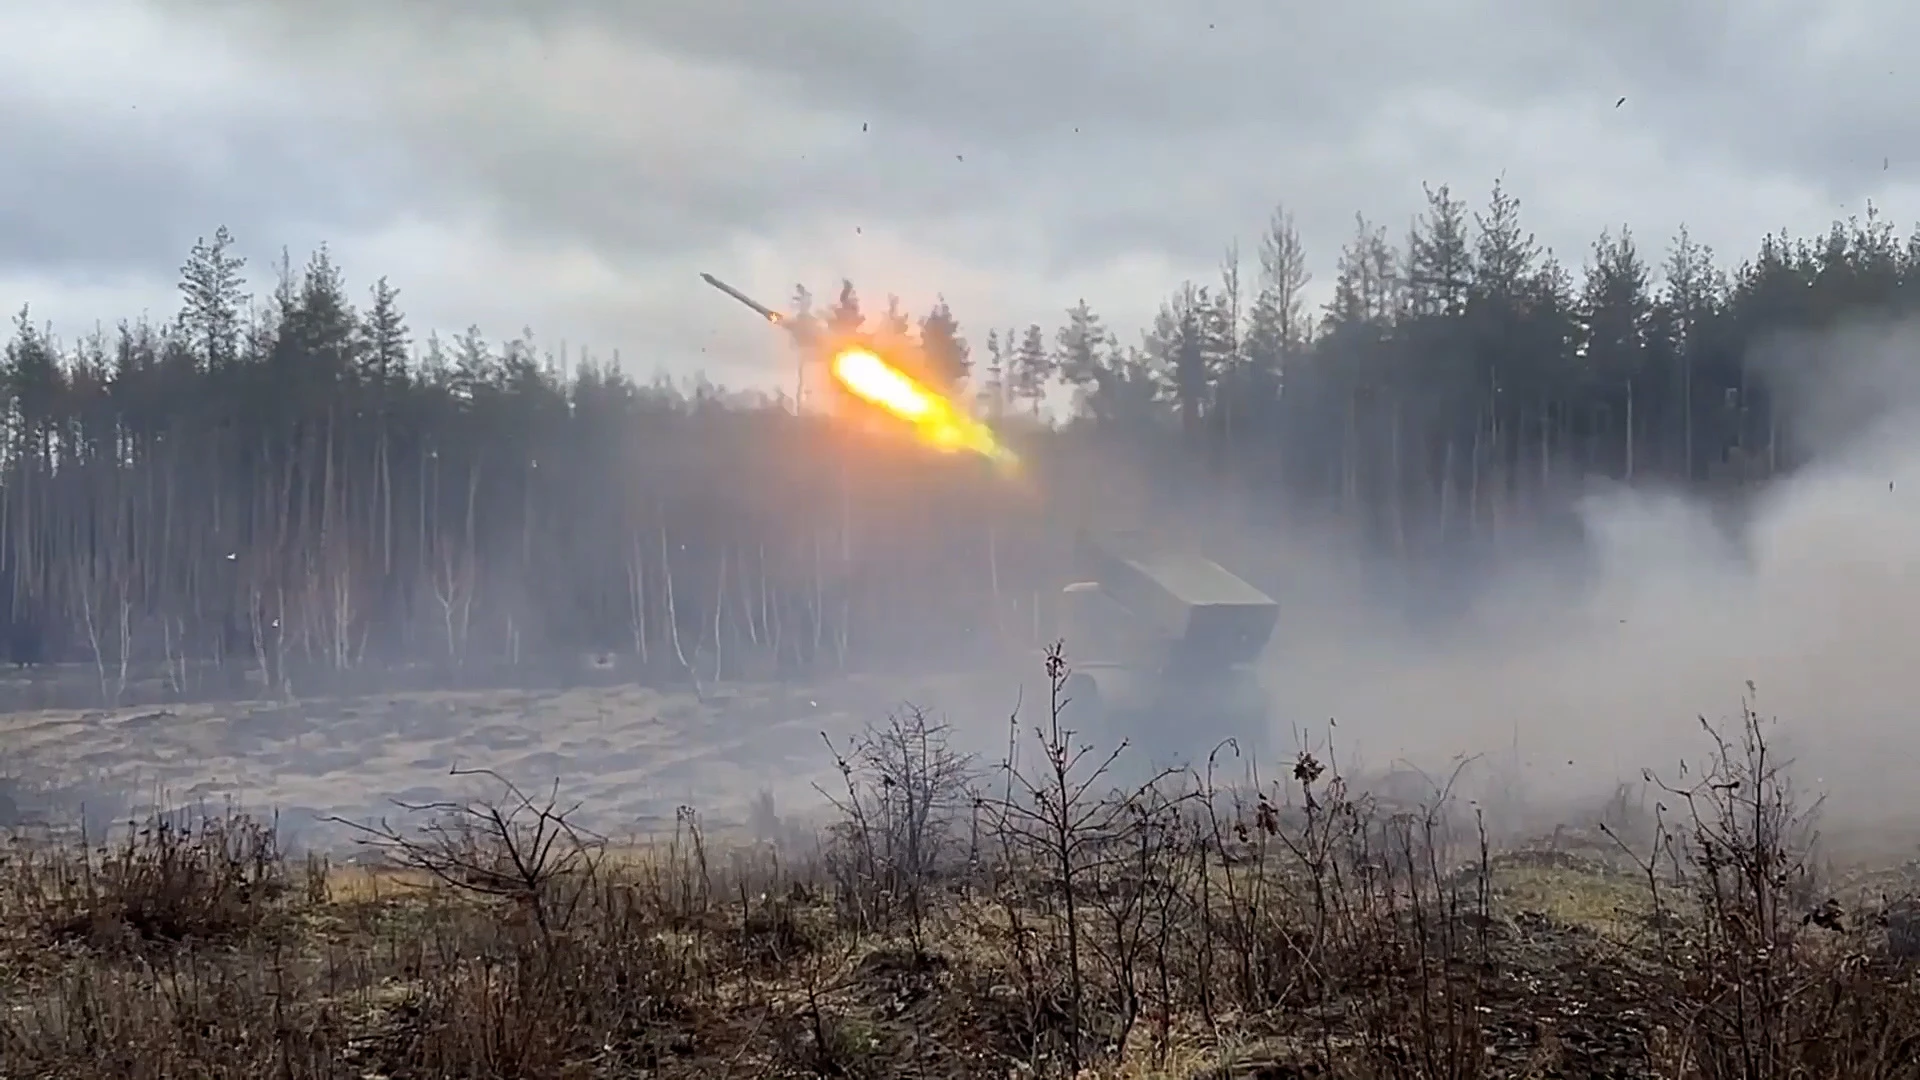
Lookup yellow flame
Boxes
[830,347,1017,468]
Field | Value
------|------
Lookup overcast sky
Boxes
[2,0,1917,389]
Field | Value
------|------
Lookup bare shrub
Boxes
[3,803,290,948]
[329,765,602,938]
[1628,691,1920,1080]
[13,667,1920,1078]
[950,643,1498,1077]
[818,704,979,945]
[976,643,1181,1072]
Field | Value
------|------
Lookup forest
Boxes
[1,179,1914,702]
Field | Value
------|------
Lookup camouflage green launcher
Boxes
[1056,529,1277,764]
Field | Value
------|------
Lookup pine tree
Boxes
[977,328,1006,420]
[1245,205,1312,397]
[452,325,494,399]
[358,277,410,385]
[1009,323,1052,417]
[786,284,822,409]
[1149,283,1213,438]
[274,245,357,388]
[1407,184,1472,319]
[1581,226,1655,476]
[5,305,63,462]
[826,280,864,339]
[177,226,249,370]
[0,187,1908,690]
[1656,225,1725,479]
[918,298,969,393]
[877,294,913,375]
[1053,300,1108,390]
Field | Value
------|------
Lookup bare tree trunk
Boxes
[331,564,353,670]
[1342,392,1358,515]
[987,519,1008,646]
[1765,395,1778,476]
[1624,379,1636,481]
[1468,417,1483,542]
[626,533,649,669]
[378,425,394,576]
[274,585,292,701]
[115,591,131,704]
[162,615,187,696]
[249,583,273,696]
[1682,350,1694,482]
[1537,403,1552,504]
[810,528,825,666]
[758,543,779,669]
[710,546,727,683]
[81,588,110,707]
[836,447,852,671]
[1389,397,1406,559]
[660,525,699,695]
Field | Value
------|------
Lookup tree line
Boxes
[3,178,1916,703]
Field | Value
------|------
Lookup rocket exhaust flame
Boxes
[829,347,1017,468]
[700,270,1017,471]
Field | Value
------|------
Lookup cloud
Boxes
[0,1,404,275]
[3,0,1918,385]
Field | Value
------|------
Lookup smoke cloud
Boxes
[1245,315,1920,835]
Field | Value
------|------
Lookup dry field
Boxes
[3,655,1920,1077]
[0,669,1017,847]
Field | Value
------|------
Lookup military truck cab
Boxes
[1054,530,1277,767]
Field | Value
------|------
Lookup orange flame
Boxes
[829,347,1017,469]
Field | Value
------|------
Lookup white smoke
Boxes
[1254,315,1920,834]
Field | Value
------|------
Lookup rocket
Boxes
[700,271,1020,473]
[700,273,788,329]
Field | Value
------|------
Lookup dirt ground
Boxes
[4,678,1920,1078]
[4,771,1916,1077]
[0,671,1034,849]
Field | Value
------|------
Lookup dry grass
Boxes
[3,657,1919,1079]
